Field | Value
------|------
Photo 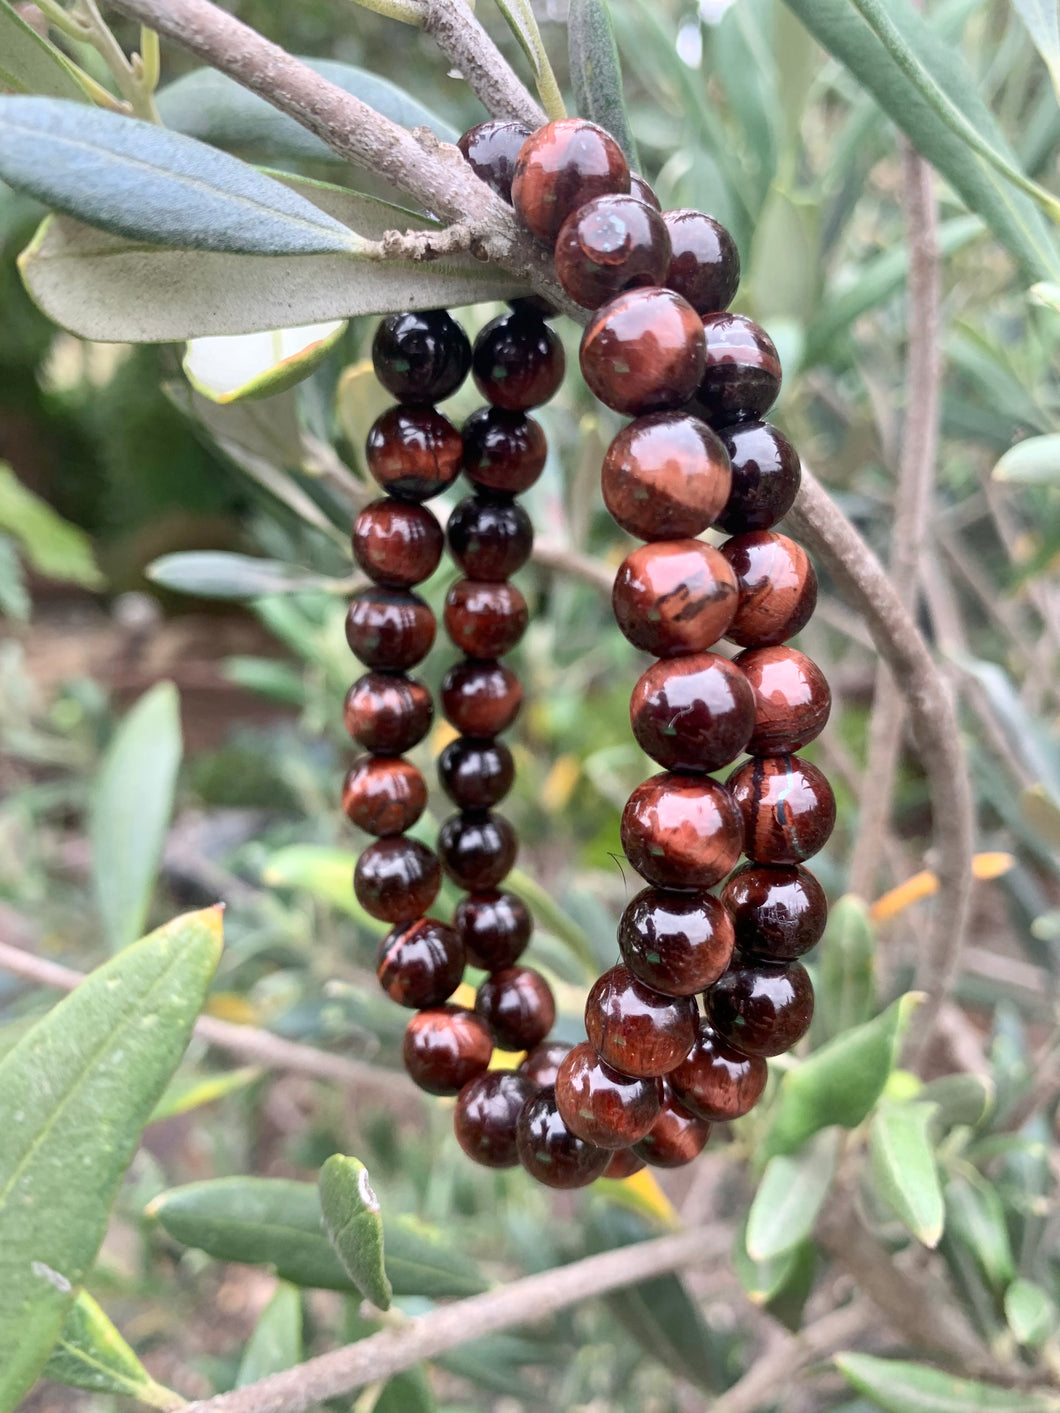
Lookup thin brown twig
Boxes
[425,0,546,128]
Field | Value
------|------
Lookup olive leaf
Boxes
[0,1,91,103]
[319,1156,393,1310]
[567,0,639,167]
[42,1293,181,1409]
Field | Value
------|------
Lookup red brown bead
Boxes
[695,314,782,425]
[555,1041,661,1149]
[444,579,528,659]
[439,737,515,810]
[554,194,671,309]
[621,772,742,889]
[342,755,427,836]
[455,889,532,971]
[580,288,706,416]
[371,310,471,405]
[737,645,831,755]
[669,1022,768,1122]
[720,531,818,648]
[721,863,827,962]
[344,672,433,755]
[403,1005,492,1096]
[585,964,697,1078]
[441,659,522,736]
[458,119,531,203]
[439,810,517,890]
[447,494,533,580]
[376,917,465,1009]
[727,754,836,865]
[706,958,815,1058]
[619,887,735,997]
[612,540,738,657]
[603,1148,646,1179]
[630,652,754,773]
[715,421,800,534]
[476,965,555,1051]
[662,209,740,315]
[354,837,440,923]
[519,1040,570,1089]
[345,587,435,671]
[454,1070,537,1168]
[601,412,731,541]
[366,405,462,502]
[462,407,548,494]
[511,118,630,244]
[352,499,444,588]
[633,1084,712,1167]
[471,311,565,411]
[629,173,661,210]
[515,1087,610,1189]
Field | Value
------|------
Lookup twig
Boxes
[532,539,614,594]
[425,0,546,128]
[180,1226,730,1413]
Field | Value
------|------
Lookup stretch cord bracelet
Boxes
[342,116,836,1190]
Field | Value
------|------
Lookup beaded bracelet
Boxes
[342,116,835,1191]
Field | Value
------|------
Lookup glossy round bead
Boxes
[737,646,831,755]
[472,312,565,411]
[633,1085,712,1167]
[403,1005,492,1096]
[511,118,630,244]
[580,288,706,416]
[444,579,528,658]
[601,412,731,541]
[555,1042,661,1149]
[447,494,533,580]
[721,863,827,962]
[352,499,444,588]
[554,194,671,309]
[621,772,742,890]
[345,587,435,670]
[462,407,547,495]
[455,1070,537,1167]
[344,672,433,755]
[455,890,532,971]
[371,310,471,404]
[630,652,754,773]
[366,405,462,502]
[669,1022,768,1122]
[439,811,517,890]
[696,314,782,425]
[727,754,836,865]
[707,958,814,1058]
[376,917,465,1008]
[619,887,735,997]
[612,540,737,657]
[720,531,818,647]
[715,421,801,534]
[354,837,440,923]
[439,737,515,809]
[476,965,555,1051]
[603,1148,646,1179]
[458,119,531,202]
[662,210,740,315]
[515,1087,610,1188]
[585,964,697,1078]
[342,755,427,836]
[629,173,661,210]
[441,659,522,736]
[519,1041,571,1089]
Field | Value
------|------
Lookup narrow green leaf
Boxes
[42,1292,180,1409]
[376,1365,436,1413]
[918,1074,994,1131]
[568,0,639,166]
[869,1102,944,1247]
[835,1352,1060,1412]
[150,1065,261,1124]
[505,868,598,979]
[746,1129,839,1262]
[944,1174,1016,1292]
[0,463,102,589]
[992,433,1060,484]
[732,1218,805,1306]
[0,534,29,621]
[262,845,383,930]
[147,552,347,601]
[1004,1277,1058,1348]
[183,321,346,405]
[749,186,819,326]
[89,683,183,953]
[0,97,364,255]
[1011,0,1060,101]
[319,1156,393,1311]
[235,1284,303,1387]
[816,894,876,1041]
[0,908,223,1412]
[0,1,91,102]
[493,0,566,120]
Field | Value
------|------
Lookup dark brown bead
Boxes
[403,1005,492,1096]
[476,965,555,1051]
[662,210,740,315]
[462,407,548,494]
[720,531,818,648]
[580,288,706,416]
[721,863,827,962]
[342,754,427,836]
[555,1041,661,1149]
[439,811,517,890]
[695,314,782,425]
[613,540,737,657]
[455,889,532,971]
[630,652,754,773]
[669,1022,768,1122]
[376,917,465,1008]
[352,499,444,588]
[511,118,630,244]
[472,312,565,411]
[519,1041,571,1089]
[344,672,433,755]
[603,1148,646,1179]
[447,494,533,580]
[354,837,440,923]
[444,579,528,659]
[555,194,671,309]
[345,587,435,671]
[633,1084,712,1167]
[454,1070,537,1167]
[706,958,814,1057]
[601,412,731,541]
[458,119,531,203]
[366,405,462,502]
[619,887,735,997]
[371,310,471,404]
[441,659,522,736]
[737,646,831,755]
[439,737,515,809]
[629,173,661,211]
[585,964,697,1078]
[727,754,836,865]
[715,421,800,534]
[621,772,742,890]
[516,1087,610,1188]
